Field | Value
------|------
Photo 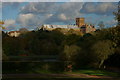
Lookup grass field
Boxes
[68,69,120,77]
[3,69,120,79]
[3,59,120,79]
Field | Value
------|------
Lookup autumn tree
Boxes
[91,40,114,68]
[0,21,5,30]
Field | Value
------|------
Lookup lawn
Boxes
[3,61,120,79]
[3,69,120,79]
[64,69,120,77]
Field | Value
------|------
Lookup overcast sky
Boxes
[2,2,118,31]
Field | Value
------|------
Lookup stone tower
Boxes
[76,18,85,27]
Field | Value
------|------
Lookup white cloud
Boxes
[19,2,84,25]
[11,2,117,30]
[4,19,15,27]
[3,19,16,30]
[80,2,117,15]
[46,14,53,17]
[16,13,40,27]
[105,19,117,25]
[58,13,67,20]
[45,2,84,24]
[20,2,58,14]
[17,13,34,26]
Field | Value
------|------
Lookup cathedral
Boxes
[38,18,96,34]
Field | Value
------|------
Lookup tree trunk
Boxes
[99,60,104,68]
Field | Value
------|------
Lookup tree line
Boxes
[2,26,120,69]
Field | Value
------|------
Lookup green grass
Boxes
[29,68,120,78]
[3,69,120,79]
[33,69,54,74]
[68,69,120,77]
[25,67,120,77]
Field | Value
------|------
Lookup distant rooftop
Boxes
[42,24,79,29]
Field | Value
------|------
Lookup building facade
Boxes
[80,24,96,33]
[8,31,21,37]
[76,18,85,27]
[41,24,80,31]
[39,18,96,34]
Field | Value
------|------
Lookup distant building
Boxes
[76,17,85,27]
[8,31,20,37]
[76,18,96,33]
[38,18,96,34]
[41,24,80,31]
[80,24,96,33]
[7,18,96,36]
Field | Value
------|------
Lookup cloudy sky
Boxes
[2,2,118,31]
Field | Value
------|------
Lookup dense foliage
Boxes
[2,26,120,69]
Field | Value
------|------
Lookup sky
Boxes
[1,2,118,31]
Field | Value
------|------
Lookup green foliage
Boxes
[98,21,105,29]
[3,37,21,56]
[3,62,64,74]
[91,40,114,68]
[63,34,80,46]
[113,1,120,26]
[2,26,120,68]
[2,51,9,61]
[62,45,81,62]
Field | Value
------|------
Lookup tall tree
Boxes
[91,40,114,68]
[61,45,81,71]
[98,21,105,29]
[114,1,120,26]
[19,28,29,33]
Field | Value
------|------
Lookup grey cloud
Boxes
[2,2,20,8]
[20,2,59,14]
[57,2,84,20]
[16,12,54,29]
[80,2,117,15]
[4,19,16,27]
[18,2,84,27]
[16,13,42,28]
[44,2,84,24]
[105,19,117,25]
[4,19,16,31]
[17,2,116,29]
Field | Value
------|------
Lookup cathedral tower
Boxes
[76,18,85,27]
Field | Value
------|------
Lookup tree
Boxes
[19,28,29,33]
[0,21,5,29]
[63,34,80,46]
[98,21,105,29]
[61,45,81,71]
[3,37,21,56]
[2,51,9,61]
[114,1,120,26]
[91,40,114,68]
